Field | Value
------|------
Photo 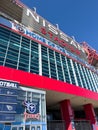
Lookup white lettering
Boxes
[48,24,58,35]
[70,40,78,48]
[12,23,87,65]
[24,112,40,120]
[77,44,85,53]
[60,32,69,42]
[0,81,17,88]
[26,9,85,54]
[26,9,39,23]
[42,19,46,27]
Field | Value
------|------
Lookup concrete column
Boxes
[84,104,98,130]
[60,99,75,130]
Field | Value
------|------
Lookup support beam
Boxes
[84,104,98,130]
[60,99,75,130]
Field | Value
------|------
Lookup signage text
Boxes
[26,9,85,55]
[0,80,18,89]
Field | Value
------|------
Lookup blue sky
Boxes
[21,0,98,51]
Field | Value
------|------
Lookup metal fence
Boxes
[47,120,65,130]
[74,120,92,130]
[47,120,92,130]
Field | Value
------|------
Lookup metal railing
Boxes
[47,120,65,130]
[74,120,92,130]
[47,120,92,130]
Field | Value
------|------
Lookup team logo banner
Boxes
[23,100,40,120]
[23,100,39,114]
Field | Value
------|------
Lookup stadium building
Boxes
[0,0,98,130]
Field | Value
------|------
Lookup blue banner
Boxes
[0,79,19,89]
[0,95,17,103]
[0,104,17,113]
[0,114,15,121]
[0,87,18,95]
[0,79,20,122]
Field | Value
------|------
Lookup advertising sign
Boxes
[0,79,19,122]
[22,7,85,57]
[0,87,18,95]
[0,114,15,122]
[0,0,85,57]
[0,95,17,103]
[0,104,17,112]
[0,79,19,89]
[23,100,40,120]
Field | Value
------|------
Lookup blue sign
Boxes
[0,79,19,89]
[0,114,15,121]
[0,104,17,113]
[0,87,18,95]
[0,95,17,103]
[0,79,20,122]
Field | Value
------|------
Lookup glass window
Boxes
[66,58,76,85]
[31,126,35,130]
[0,27,10,42]
[49,49,57,79]
[72,62,82,87]
[19,127,23,130]
[61,55,70,83]
[30,41,39,74]
[76,63,87,88]
[25,125,30,130]
[12,127,17,130]
[41,45,49,77]
[55,52,64,81]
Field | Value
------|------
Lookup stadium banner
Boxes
[0,79,19,89]
[0,114,15,122]
[0,87,18,95]
[0,79,19,122]
[23,100,40,120]
[0,104,17,112]
[0,95,17,103]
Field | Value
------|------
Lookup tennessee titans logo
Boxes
[23,101,36,114]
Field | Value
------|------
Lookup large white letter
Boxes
[70,40,78,48]
[60,32,69,42]
[48,24,58,35]
[26,9,39,23]
[77,44,85,53]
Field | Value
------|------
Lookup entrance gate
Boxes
[11,125,42,130]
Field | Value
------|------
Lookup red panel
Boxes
[84,104,98,130]
[60,100,75,130]
[0,66,98,100]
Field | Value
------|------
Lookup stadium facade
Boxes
[0,0,98,130]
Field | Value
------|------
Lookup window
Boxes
[41,46,49,77]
